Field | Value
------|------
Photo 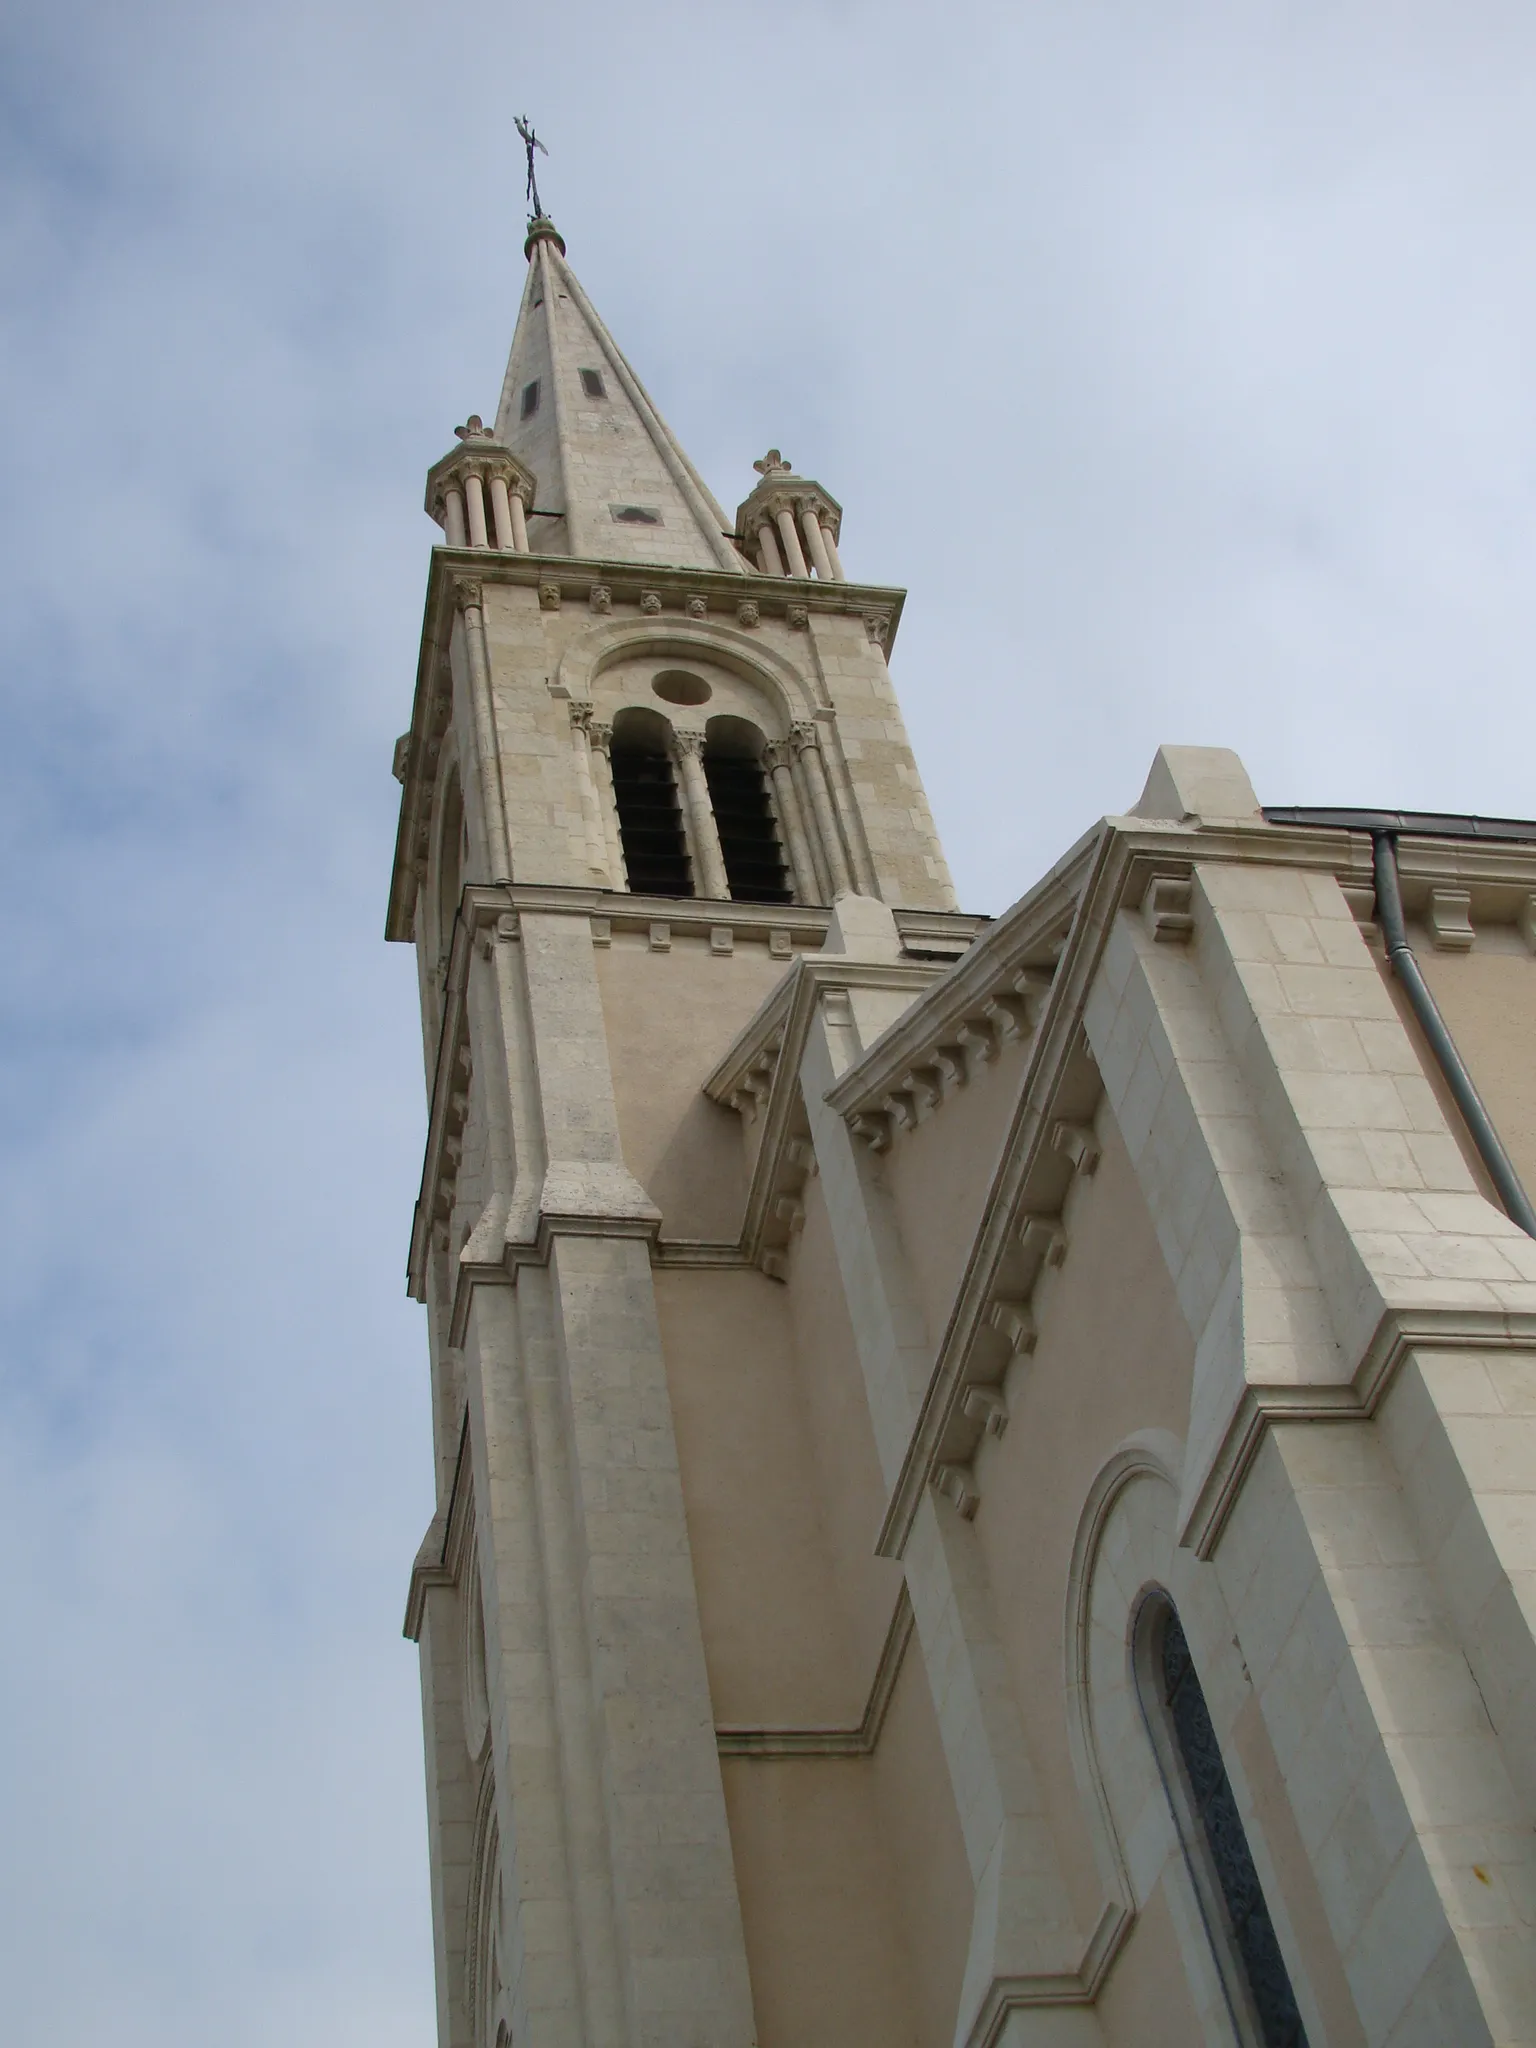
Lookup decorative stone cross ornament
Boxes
[515,114,549,219]
[454,415,495,441]
[752,449,794,479]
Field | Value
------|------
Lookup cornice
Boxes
[424,544,903,630]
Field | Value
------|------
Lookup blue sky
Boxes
[2,3,1535,2041]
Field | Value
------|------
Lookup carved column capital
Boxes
[569,701,593,734]
[671,726,708,761]
[763,738,794,773]
[451,575,483,614]
[589,720,614,755]
[789,720,819,755]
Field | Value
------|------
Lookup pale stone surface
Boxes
[393,204,1536,2048]
[1129,743,1264,823]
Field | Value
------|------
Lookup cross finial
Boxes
[514,115,550,220]
[453,414,492,441]
[753,448,793,479]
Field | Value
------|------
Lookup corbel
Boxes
[957,1017,999,1066]
[987,1299,1037,1357]
[1426,885,1474,952]
[849,1111,893,1152]
[932,1044,968,1094]
[880,1087,918,1133]
[903,1064,943,1114]
[982,992,1031,1044]
[1019,1216,1068,1273]
[1050,1120,1101,1178]
[961,1386,1009,1437]
[1144,874,1194,944]
[933,1463,980,1519]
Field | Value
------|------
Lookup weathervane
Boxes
[514,115,549,219]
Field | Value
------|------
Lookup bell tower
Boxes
[390,209,973,2048]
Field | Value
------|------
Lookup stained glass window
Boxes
[1157,1608,1308,2048]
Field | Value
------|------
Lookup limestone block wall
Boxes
[803,612,955,911]
[390,558,960,946]
[593,932,789,1242]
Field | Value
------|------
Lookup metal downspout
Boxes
[1371,831,1536,1238]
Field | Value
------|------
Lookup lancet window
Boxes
[609,716,693,897]
[593,694,823,906]
[1142,1601,1308,2048]
[703,725,792,904]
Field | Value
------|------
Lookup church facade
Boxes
[390,214,1536,2047]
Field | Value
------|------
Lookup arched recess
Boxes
[702,714,791,904]
[1064,1432,1322,2047]
[608,706,692,897]
[555,616,822,730]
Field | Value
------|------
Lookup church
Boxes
[389,206,1536,2047]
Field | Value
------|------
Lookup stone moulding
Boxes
[715,1585,912,1758]
[1183,1305,1536,1561]
[403,1406,472,1641]
[1054,1431,1186,2036]
[961,1900,1132,2048]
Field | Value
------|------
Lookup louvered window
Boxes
[610,740,693,898]
[1154,1607,1308,2048]
[704,749,792,904]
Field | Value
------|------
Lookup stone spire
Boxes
[492,220,748,573]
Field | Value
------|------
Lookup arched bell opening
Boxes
[610,706,693,898]
[703,715,792,905]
